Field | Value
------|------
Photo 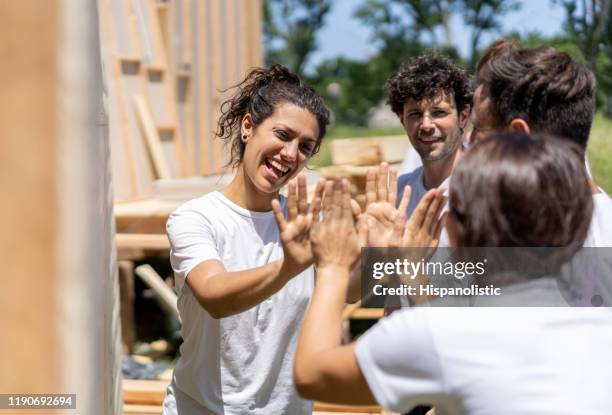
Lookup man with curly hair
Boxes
[387,53,472,218]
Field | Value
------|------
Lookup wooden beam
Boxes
[134,264,179,318]
[116,233,170,250]
[122,380,382,413]
[123,380,167,406]
[313,402,382,413]
[134,94,172,179]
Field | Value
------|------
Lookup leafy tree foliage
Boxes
[264,0,331,76]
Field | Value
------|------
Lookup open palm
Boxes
[272,176,324,274]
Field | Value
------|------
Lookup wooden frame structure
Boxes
[99,0,264,202]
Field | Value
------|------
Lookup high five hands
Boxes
[272,175,325,277]
[272,167,447,276]
[365,162,447,254]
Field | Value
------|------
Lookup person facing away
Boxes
[293,132,612,415]
[163,64,339,415]
[471,39,612,247]
[387,53,472,218]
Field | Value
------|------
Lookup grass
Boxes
[587,113,612,194]
[310,117,612,194]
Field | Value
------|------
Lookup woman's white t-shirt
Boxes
[164,191,314,415]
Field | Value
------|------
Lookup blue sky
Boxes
[307,0,566,70]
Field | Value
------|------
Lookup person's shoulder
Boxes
[593,190,612,209]
[167,192,224,229]
[397,166,424,186]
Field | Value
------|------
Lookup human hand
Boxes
[390,188,447,260]
[272,175,325,276]
[364,162,404,247]
[310,179,361,272]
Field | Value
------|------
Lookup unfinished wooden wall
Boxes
[100,0,264,202]
[0,1,121,414]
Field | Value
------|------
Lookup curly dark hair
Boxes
[216,64,330,168]
[385,53,473,117]
[476,40,596,149]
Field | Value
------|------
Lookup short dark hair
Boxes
[476,40,596,149]
[449,132,593,249]
[216,64,330,168]
[385,53,473,117]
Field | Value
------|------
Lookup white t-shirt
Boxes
[355,306,612,415]
[584,191,612,247]
[164,191,314,415]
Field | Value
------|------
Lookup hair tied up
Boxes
[215,64,330,168]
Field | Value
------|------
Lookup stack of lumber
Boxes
[122,380,383,415]
[320,135,411,209]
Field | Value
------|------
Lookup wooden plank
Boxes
[330,136,412,166]
[134,94,172,179]
[349,308,385,320]
[98,0,141,200]
[123,380,167,406]
[122,380,382,413]
[330,139,382,166]
[101,0,158,199]
[124,404,161,415]
[116,233,170,250]
[245,0,264,67]
[118,261,136,354]
[134,264,179,318]
[196,0,215,175]
[313,402,382,413]
[372,135,412,164]
[147,0,188,176]
[210,0,227,172]
[343,301,385,321]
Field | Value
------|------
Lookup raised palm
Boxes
[364,162,411,248]
[272,175,324,274]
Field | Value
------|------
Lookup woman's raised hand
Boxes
[310,179,361,271]
[272,175,325,276]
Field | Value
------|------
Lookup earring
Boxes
[241,134,248,143]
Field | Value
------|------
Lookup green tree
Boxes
[555,0,612,114]
[459,0,521,69]
[354,0,457,61]
[263,0,331,76]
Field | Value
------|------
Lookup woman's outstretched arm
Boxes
[185,177,324,319]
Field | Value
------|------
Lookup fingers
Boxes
[407,188,438,233]
[398,185,411,218]
[297,175,308,214]
[287,179,298,221]
[388,167,398,207]
[309,179,325,222]
[390,211,404,247]
[422,189,445,232]
[433,211,448,243]
[331,179,343,219]
[350,199,361,220]
[365,168,376,206]
[341,179,352,221]
[322,180,334,220]
[377,162,389,202]
[357,213,368,247]
[271,198,286,232]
